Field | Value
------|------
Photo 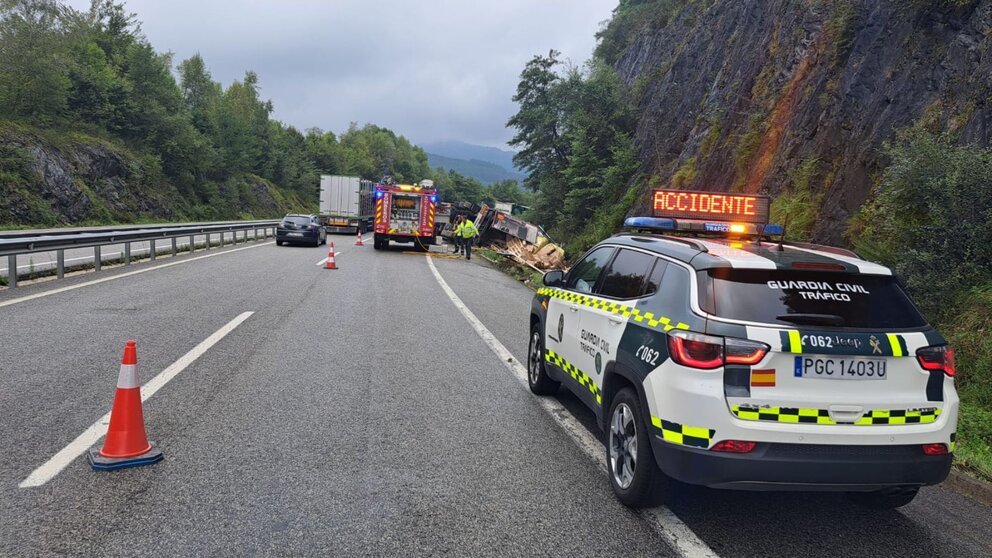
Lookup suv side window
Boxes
[565,247,615,293]
[644,259,669,296]
[597,249,657,299]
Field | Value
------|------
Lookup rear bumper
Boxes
[325,225,357,234]
[652,436,952,491]
[276,231,319,243]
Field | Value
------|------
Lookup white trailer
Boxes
[319,175,375,234]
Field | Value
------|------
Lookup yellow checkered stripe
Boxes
[545,349,601,405]
[650,417,714,449]
[536,288,690,332]
[731,405,942,425]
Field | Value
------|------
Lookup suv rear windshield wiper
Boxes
[776,313,845,326]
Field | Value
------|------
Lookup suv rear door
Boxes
[699,269,948,427]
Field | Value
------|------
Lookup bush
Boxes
[854,126,992,321]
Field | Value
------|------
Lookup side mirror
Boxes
[543,270,564,287]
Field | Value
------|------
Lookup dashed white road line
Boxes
[314,235,374,266]
[18,311,254,488]
[0,242,273,309]
[425,255,719,558]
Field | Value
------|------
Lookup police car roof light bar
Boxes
[623,216,785,240]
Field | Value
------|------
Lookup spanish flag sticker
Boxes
[751,369,776,387]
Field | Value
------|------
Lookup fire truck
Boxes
[372,180,438,251]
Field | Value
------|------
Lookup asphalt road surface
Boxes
[0,236,989,557]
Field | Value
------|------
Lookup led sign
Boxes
[394,198,417,209]
[653,189,770,224]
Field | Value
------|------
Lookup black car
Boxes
[276,214,326,247]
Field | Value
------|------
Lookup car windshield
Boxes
[283,216,310,226]
[698,269,928,329]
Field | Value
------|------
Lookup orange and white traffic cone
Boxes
[325,243,338,269]
[88,340,163,470]
[355,229,364,246]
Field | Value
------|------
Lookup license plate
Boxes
[794,356,887,380]
[288,232,303,237]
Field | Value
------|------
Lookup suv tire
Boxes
[608,387,667,508]
[527,324,559,395]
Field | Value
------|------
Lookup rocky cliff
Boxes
[617,0,992,244]
[0,123,306,227]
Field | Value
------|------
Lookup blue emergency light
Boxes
[624,217,675,230]
[430,195,438,203]
[375,191,384,199]
[624,216,785,237]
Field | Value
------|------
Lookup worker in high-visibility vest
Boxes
[455,216,479,260]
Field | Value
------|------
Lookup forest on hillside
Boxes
[0,0,521,225]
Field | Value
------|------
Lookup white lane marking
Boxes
[0,242,273,309]
[19,312,254,488]
[312,235,373,265]
[425,256,719,558]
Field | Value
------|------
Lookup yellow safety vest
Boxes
[458,220,478,238]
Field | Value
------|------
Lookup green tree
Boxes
[178,53,221,139]
[0,0,72,122]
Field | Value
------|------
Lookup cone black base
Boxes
[88,442,163,471]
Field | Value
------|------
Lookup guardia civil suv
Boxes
[527,190,957,509]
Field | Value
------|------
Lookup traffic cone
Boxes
[355,229,364,246]
[88,340,163,471]
[325,243,338,269]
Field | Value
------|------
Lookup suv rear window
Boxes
[698,269,927,329]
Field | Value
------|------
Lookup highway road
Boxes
[0,236,990,556]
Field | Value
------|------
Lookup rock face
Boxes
[0,125,302,226]
[617,0,992,244]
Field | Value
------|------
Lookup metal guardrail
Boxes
[0,220,280,288]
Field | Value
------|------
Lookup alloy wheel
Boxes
[610,403,637,490]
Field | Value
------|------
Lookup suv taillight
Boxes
[916,345,956,377]
[667,331,769,370]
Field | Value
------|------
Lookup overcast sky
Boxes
[66,0,618,149]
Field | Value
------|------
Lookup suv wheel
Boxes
[847,487,919,509]
[608,388,666,507]
[527,325,559,395]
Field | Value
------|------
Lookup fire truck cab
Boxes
[373,180,438,251]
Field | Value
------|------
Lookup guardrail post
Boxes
[189,235,195,253]
[7,255,16,288]
[124,243,131,266]
[150,240,156,261]
[94,246,101,272]
[205,233,210,250]
[57,250,64,278]
[171,237,177,256]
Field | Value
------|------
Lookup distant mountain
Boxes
[420,140,525,176]
[426,153,525,185]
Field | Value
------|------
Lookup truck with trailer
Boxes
[373,180,438,251]
[319,175,375,234]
